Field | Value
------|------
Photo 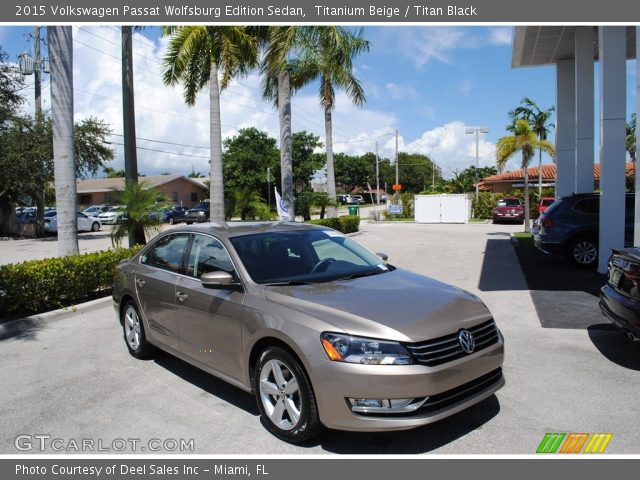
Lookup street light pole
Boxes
[465,126,489,201]
[375,142,380,205]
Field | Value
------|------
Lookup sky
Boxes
[0,25,637,179]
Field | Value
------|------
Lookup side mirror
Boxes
[376,252,389,262]
[201,271,242,290]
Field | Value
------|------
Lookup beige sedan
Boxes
[113,222,504,443]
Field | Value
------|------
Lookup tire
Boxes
[186,221,193,225]
[91,222,100,232]
[121,300,155,359]
[567,236,598,267]
[253,347,323,443]
[168,217,175,225]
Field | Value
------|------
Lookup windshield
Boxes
[497,198,520,207]
[230,229,390,285]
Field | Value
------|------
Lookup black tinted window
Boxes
[573,197,599,215]
[185,234,234,279]
[141,234,190,273]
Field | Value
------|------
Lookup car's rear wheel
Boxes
[253,347,323,443]
[121,300,155,359]
[568,237,598,267]
[91,222,100,232]
[186,221,192,225]
[168,217,175,225]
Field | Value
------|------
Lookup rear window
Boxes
[497,198,521,207]
[572,197,599,215]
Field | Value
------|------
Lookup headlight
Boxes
[320,333,414,365]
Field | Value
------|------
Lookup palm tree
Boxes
[261,27,305,221]
[48,26,78,256]
[508,97,555,197]
[110,181,165,246]
[496,119,555,233]
[288,28,369,218]
[162,26,258,222]
[627,113,637,162]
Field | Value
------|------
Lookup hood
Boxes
[264,269,492,343]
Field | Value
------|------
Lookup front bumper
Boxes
[185,214,208,223]
[307,336,504,432]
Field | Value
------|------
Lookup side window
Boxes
[573,197,599,215]
[185,234,234,279]
[141,234,190,273]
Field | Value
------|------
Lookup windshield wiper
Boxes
[263,280,314,286]
[336,269,386,281]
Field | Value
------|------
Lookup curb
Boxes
[0,296,112,336]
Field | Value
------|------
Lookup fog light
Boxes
[349,398,387,409]
[348,397,429,414]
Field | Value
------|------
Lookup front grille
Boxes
[354,368,503,418]
[405,319,499,367]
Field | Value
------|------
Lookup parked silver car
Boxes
[113,222,504,443]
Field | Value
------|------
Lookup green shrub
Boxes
[307,215,359,234]
[0,245,142,319]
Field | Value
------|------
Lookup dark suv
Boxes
[534,193,634,267]
[185,201,210,224]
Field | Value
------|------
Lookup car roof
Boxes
[167,221,329,239]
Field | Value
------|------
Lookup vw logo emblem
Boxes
[458,329,475,354]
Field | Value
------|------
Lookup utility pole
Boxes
[34,27,45,237]
[375,142,380,205]
[267,167,271,210]
[465,126,489,201]
[395,130,399,189]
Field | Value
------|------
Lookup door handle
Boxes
[176,291,189,303]
[135,278,146,288]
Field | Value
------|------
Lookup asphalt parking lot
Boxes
[0,221,638,454]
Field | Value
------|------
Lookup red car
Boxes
[537,197,556,215]
[492,197,524,224]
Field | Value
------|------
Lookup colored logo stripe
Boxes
[537,433,613,454]
[560,433,589,453]
[537,433,566,453]
[584,433,613,454]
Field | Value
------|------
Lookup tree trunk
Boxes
[278,70,294,221]
[537,148,543,199]
[325,106,337,218]
[121,26,141,246]
[49,26,78,256]
[209,62,225,222]
[523,155,531,233]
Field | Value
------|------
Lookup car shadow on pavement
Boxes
[478,238,528,292]
[512,238,607,329]
[152,351,260,416]
[313,395,501,454]
[587,324,640,371]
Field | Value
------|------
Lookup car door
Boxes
[77,212,93,231]
[136,233,191,350]
[176,233,245,380]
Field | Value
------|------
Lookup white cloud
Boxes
[385,82,419,100]
[401,121,496,178]
[391,27,514,68]
[487,27,513,46]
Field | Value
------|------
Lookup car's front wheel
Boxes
[121,300,155,359]
[568,236,598,267]
[168,216,175,225]
[253,347,323,443]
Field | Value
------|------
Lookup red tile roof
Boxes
[481,162,634,184]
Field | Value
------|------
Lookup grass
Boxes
[512,231,533,247]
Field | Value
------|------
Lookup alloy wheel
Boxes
[124,305,141,351]
[259,359,301,431]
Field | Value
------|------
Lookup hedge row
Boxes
[307,215,360,234]
[0,245,142,319]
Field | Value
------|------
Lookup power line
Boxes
[107,141,210,159]
[108,132,208,150]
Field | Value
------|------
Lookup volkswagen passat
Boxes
[113,222,504,443]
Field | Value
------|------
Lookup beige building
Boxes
[76,175,208,208]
